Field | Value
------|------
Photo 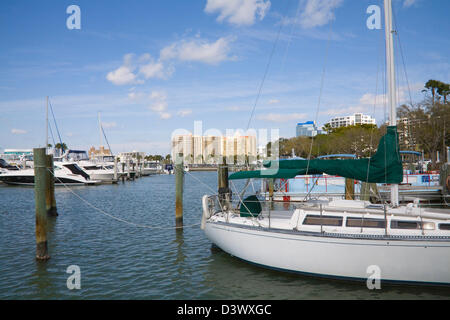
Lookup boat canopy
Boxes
[229,126,403,184]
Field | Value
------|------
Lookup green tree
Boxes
[437,82,450,104]
[55,142,68,151]
[423,79,441,105]
[398,100,449,168]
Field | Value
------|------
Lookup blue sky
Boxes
[0,0,449,155]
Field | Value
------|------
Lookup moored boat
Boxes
[200,0,450,286]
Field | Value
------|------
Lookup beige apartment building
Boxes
[171,134,257,164]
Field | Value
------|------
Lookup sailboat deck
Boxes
[209,200,450,239]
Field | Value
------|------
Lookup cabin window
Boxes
[390,220,420,229]
[346,218,386,229]
[439,224,450,230]
[302,215,343,227]
[390,220,434,230]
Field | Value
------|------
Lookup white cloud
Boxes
[205,0,271,26]
[320,83,423,118]
[257,113,307,123]
[106,65,138,85]
[268,99,280,104]
[11,128,27,134]
[149,91,172,120]
[160,112,172,119]
[107,37,234,87]
[128,89,146,101]
[138,54,174,80]
[298,0,343,29]
[320,106,367,117]
[106,54,145,86]
[177,109,192,117]
[160,37,235,65]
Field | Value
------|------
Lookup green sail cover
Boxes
[229,126,403,184]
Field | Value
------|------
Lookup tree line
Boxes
[272,79,449,169]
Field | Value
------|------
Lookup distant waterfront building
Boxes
[296,121,320,137]
[88,146,111,160]
[327,113,376,129]
[117,151,145,163]
[171,134,257,165]
[1,149,33,163]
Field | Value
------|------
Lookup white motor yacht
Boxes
[0,162,99,186]
[56,150,119,183]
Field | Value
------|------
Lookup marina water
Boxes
[1,172,449,299]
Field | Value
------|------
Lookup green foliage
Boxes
[273,124,383,159]
[423,79,450,104]
[398,98,449,168]
[54,142,67,150]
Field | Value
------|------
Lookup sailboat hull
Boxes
[205,221,450,285]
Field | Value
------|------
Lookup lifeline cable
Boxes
[48,168,201,230]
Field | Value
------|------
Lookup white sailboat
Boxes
[201,0,450,285]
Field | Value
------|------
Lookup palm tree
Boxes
[55,142,68,151]
[423,80,450,105]
[437,82,450,104]
[423,79,441,105]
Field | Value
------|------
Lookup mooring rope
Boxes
[48,168,201,230]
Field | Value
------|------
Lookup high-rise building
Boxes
[171,134,193,162]
[171,134,257,164]
[296,121,319,137]
[203,135,222,164]
[397,117,416,150]
[327,113,376,129]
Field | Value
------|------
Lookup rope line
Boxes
[48,168,201,230]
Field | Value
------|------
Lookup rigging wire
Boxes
[392,5,413,107]
[245,0,292,131]
[49,168,201,230]
[48,98,65,153]
[305,17,334,176]
[100,124,114,156]
[48,120,56,148]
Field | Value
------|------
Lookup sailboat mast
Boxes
[46,96,49,154]
[98,112,103,148]
[384,0,399,206]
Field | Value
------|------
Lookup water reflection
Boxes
[203,246,450,299]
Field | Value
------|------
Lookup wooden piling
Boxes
[440,163,450,195]
[34,148,50,261]
[45,155,58,216]
[175,153,184,228]
[113,157,118,181]
[345,178,355,200]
